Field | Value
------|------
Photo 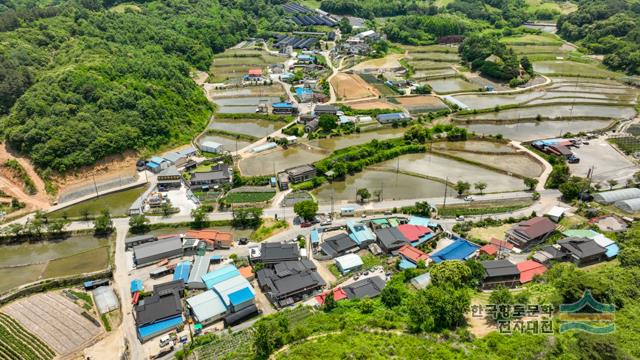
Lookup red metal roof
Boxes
[399,245,429,263]
[479,244,498,256]
[516,260,547,283]
[185,229,233,245]
[248,68,263,76]
[512,217,556,240]
[396,224,432,242]
[490,237,514,250]
[315,288,348,305]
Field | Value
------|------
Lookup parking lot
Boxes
[569,137,639,184]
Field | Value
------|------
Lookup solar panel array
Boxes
[274,34,318,49]
[281,3,337,27]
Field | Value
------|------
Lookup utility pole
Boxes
[442,176,448,210]
[93,175,99,197]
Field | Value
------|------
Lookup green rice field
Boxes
[224,191,276,203]
[533,61,620,78]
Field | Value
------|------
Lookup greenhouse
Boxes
[592,188,640,204]
[615,198,640,213]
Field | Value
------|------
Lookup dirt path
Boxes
[0,143,50,213]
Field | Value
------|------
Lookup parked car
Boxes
[383,210,392,215]
[238,237,248,245]
[320,220,332,226]
[464,196,474,201]
[456,215,465,221]
[300,221,312,228]
[568,155,580,164]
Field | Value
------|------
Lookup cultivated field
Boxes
[358,73,398,96]
[209,49,284,83]
[351,54,404,72]
[2,293,103,356]
[330,73,380,101]
[533,60,620,78]
[392,95,448,113]
[0,312,55,360]
[347,99,400,110]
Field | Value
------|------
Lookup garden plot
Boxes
[409,52,459,62]
[391,95,448,114]
[431,140,519,153]
[500,34,563,45]
[413,68,458,80]
[457,104,636,122]
[2,292,102,356]
[533,61,620,78]
[410,61,453,70]
[358,74,399,97]
[330,73,380,101]
[308,127,406,152]
[0,313,55,360]
[351,54,404,72]
[346,99,400,110]
[209,49,284,83]
[224,186,275,204]
[428,78,479,94]
[402,44,458,53]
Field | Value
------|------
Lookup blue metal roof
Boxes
[296,87,313,96]
[210,255,223,261]
[272,102,295,108]
[430,237,480,263]
[310,229,319,244]
[298,54,314,61]
[412,232,435,247]
[173,261,191,283]
[399,258,417,270]
[137,315,183,339]
[606,243,619,258]
[228,287,255,305]
[150,156,166,164]
[202,265,240,289]
[130,279,143,293]
[347,221,375,245]
[408,216,438,228]
[146,162,160,168]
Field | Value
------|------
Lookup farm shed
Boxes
[186,290,227,326]
[187,256,211,289]
[410,273,431,289]
[133,237,183,267]
[430,236,480,263]
[615,198,640,213]
[93,286,120,314]
[376,112,410,124]
[202,265,241,289]
[200,141,224,154]
[334,253,363,274]
[173,261,192,284]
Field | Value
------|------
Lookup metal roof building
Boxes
[203,265,241,289]
[410,273,431,289]
[211,275,255,308]
[593,188,640,204]
[334,254,363,274]
[187,256,211,289]
[93,286,120,314]
[342,276,386,299]
[133,237,183,267]
[430,236,480,263]
[173,261,192,283]
[186,290,227,326]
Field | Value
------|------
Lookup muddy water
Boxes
[209,118,283,136]
[438,150,544,178]
[0,234,110,267]
[431,141,518,153]
[380,153,525,192]
[307,128,406,152]
[533,61,616,77]
[199,135,251,152]
[428,78,478,93]
[238,146,326,176]
[49,186,147,218]
[462,104,636,121]
[214,96,282,113]
[463,120,612,141]
[313,169,455,202]
[452,92,544,110]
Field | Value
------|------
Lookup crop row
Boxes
[0,313,55,359]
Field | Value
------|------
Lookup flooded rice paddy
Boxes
[209,117,284,136]
[431,140,518,153]
[198,134,252,152]
[428,78,479,93]
[463,120,612,141]
[214,96,282,113]
[533,61,619,78]
[307,128,405,152]
[313,169,455,202]
[49,185,147,218]
[436,150,543,178]
[460,104,635,121]
[239,146,326,176]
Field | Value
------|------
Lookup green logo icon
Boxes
[559,290,615,334]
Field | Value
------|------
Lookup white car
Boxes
[456,215,465,221]
[464,196,474,201]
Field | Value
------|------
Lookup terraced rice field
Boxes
[463,120,613,141]
[451,92,545,110]
[458,104,636,122]
[431,140,519,153]
[0,312,55,360]
[533,61,619,78]
[436,151,544,178]
[428,78,479,94]
[500,34,563,45]
[238,146,326,176]
[413,68,458,80]
[209,117,285,137]
[198,134,252,153]
[209,49,284,83]
[308,127,406,152]
[2,293,102,356]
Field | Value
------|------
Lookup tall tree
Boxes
[293,200,319,221]
[94,209,114,235]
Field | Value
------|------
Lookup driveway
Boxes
[569,137,639,184]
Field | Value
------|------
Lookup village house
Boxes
[189,163,231,189]
[506,217,556,249]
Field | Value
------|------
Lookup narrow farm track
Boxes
[0,143,50,211]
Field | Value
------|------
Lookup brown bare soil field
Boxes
[394,95,446,107]
[347,100,400,110]
[330,73,380,101]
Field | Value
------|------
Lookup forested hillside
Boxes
[557,0,640,74]
[0,0,286,173]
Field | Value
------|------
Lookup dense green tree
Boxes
[293,200,318,221]
[454,180,471,196]
[357,188,371,203]
[474,181,487,195]
[318,115,338,132]
[430,260,473,289]
[323,291,337,312]
[191,207,207,229]
[94,209,114,235]
[129,214,150,234]
[523,177,538,191]
[381,284,406,308]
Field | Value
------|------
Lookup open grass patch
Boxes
[251,219,288,241]
[438,200,532,217]
[42,246,110,278]
[224,191,275,203]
